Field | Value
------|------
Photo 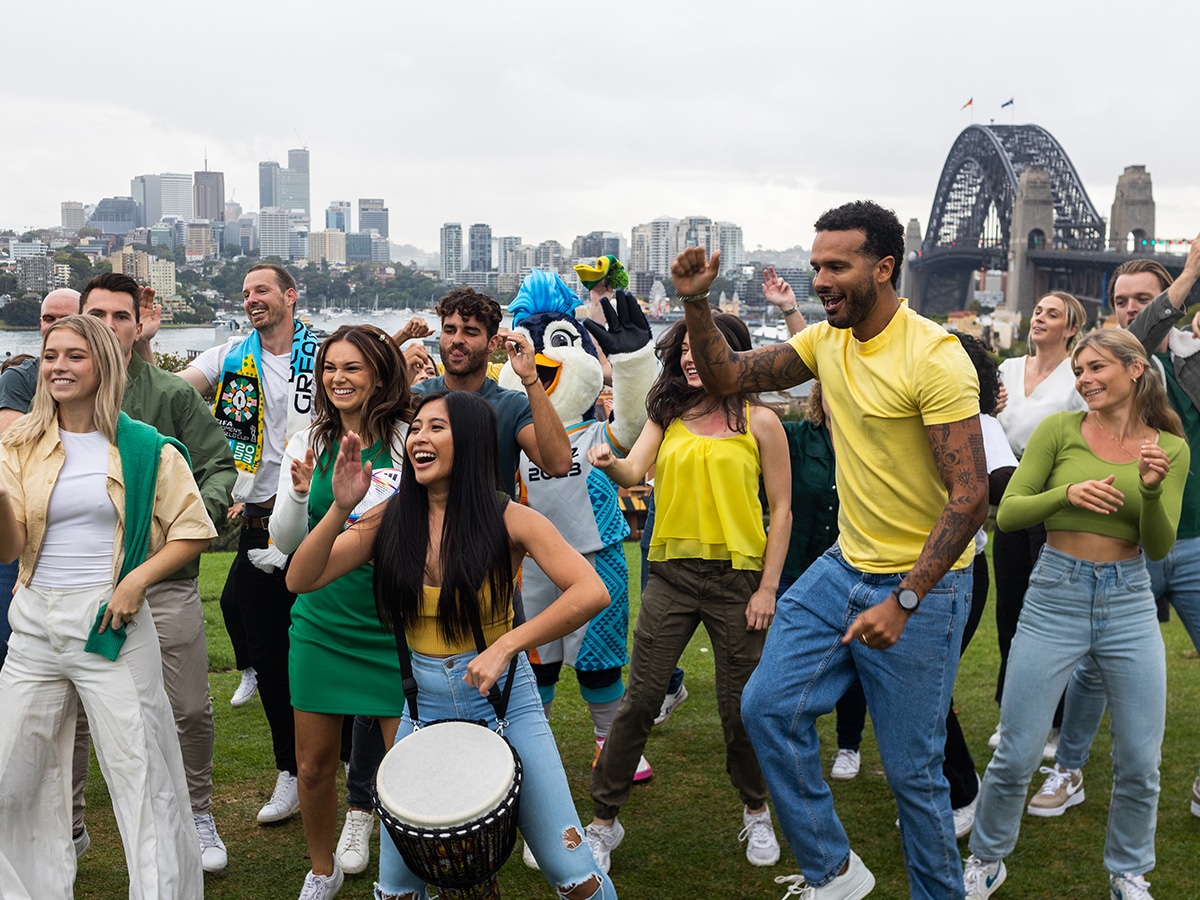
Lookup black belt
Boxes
[242,515,271,530]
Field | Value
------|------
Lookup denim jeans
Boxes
[743,545,970,899]
[970,546,1164,877]
[376,651,614,900]
[1057,535,1200,776]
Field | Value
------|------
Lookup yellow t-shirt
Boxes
[405,584,514,656]
[788,302,980,573]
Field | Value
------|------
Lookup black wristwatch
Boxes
[895,588,920,612]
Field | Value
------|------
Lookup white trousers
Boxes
[0,582,202,900]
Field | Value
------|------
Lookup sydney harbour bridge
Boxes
[903,124,1192,316]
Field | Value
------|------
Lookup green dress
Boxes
[288,438,404,715]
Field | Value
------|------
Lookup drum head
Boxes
[377,721,516,828]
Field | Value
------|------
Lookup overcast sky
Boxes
[3,0,1197,254]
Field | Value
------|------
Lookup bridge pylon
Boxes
[1109,165,1155,251]
[1006,165,1055,319]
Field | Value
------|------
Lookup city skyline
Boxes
[3,2,1198,254]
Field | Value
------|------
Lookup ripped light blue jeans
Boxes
[375,650,615,900]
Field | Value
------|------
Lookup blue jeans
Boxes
[743,545,970,899]
[376,651,614,900]
[970,545,1164,877]
[1057,535,1200,775]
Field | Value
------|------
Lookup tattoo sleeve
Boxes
[682,302,813,395]
[903,416,989,599]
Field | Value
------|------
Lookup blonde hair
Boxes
[3,315,126,447]
[1071,329,1183,438]
[1030,291,1086,355]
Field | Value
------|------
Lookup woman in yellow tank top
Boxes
[583,312,792,873]
[287,390,618,900]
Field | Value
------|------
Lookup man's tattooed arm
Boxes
[681,300,813,395]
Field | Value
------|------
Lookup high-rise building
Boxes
[89,197,138,235]
[149,257,177,299]
[326,201,352,233]
[131,174,162,228]
[185,221,218,262]
[533,239,564,272]
[17,255,52,293]
[359,199,388,238]
[440,223,463,282]
[259,162,279,208]
[259,150,310,217]
[307,230,347,265]
[258,207,290,260]
[289,229,308,262]
[370,234,390,264]
[160,174,193,220]
[468,223,492,272]
[225,201,243,222]
[674,216,714,255]
[112,247,151,281]
[629,223,652,275]
[572,231,622,262]
[346,232,372,263]
[648,216,679,278]
[715,221,744,270]
[496,235,522,274]
[194,170,225,222]
[61,201,86,232]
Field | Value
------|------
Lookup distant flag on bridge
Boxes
[1001,98,1014,108]
[961,97,974,109]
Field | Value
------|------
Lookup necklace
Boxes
[1090,414,1144,461]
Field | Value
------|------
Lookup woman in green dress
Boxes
[269,323,412,899]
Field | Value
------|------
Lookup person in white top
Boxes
[991,291,1088,753]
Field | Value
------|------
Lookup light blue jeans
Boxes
[970,545,1164,877]
[742,545,970,900]
[1057,535,1200,774]
[375,650,615,900]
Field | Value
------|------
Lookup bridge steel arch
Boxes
[910,124,1106,314]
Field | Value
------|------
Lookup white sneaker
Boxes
[1042,727,1060,761]
[73,826,90,859]
[522,840,540,870]
[740,805,781,866]
[1110,872,1153,900]
[830,749,860,781]
[584,819,624,874]
[257,771,300,824]
[654,682,689,725]
[953,776,981,839]
[297,861,344,900]
[334,808,373,875]
[774,850,875,898]
[987,723,1001,750]
[231,667,258,707]
[193,812,227,873]
[963,855,1006,899]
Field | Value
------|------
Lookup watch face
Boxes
[898,589,919,611]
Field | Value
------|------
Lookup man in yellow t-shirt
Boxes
[676,200,987,900]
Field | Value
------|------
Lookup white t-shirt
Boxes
[188,337,291,503]
[996,355,1087,458]
[32,430,116,588]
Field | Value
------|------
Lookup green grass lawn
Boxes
[71,542,1200,898]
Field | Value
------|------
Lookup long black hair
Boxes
[372,390,513,643]
[646,312,756,432]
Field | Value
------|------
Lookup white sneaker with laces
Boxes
[963,855,1006,899]
[654,682,689,725]
[740,805,781,866]
[1042,727,1061,761]
[584,819,624,874]
[773,850,875,898]
[193,812,227,873]
[1110,872,1153,900]
[258,770,300,824]
[335,808,373,874]
[830,748,860,781]
[297,861,344,900]
[231,667,258,707]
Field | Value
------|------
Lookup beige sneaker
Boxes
[1027,764,1084,817]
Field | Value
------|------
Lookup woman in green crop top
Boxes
[964,329,1189,899]
[583,312,792,872]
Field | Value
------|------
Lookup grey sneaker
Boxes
[963,855,1006,899]
[774,850,875,898]
[334,808,373,875]
[739,805,780,867]
[654,682,689,725]
[193,812,227,873]
[1110,872,1153,900]
[1027,764,1084,817]
[830,749,860,781]
[297,861,343,900]
[73,826,90,860]
[584,819,624,874]
[257,770,300,824]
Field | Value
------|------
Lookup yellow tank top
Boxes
[405,584,514,656]
[649,411,766,570]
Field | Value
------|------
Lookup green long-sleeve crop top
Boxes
[997,411,1190,560]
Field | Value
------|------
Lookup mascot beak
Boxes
[532,353,562,395]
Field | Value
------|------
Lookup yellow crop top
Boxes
[649,411,766,570]
[405,584,514,656]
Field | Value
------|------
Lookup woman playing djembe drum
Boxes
[288,389,617,900]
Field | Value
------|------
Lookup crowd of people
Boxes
[0,201,1197,900]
